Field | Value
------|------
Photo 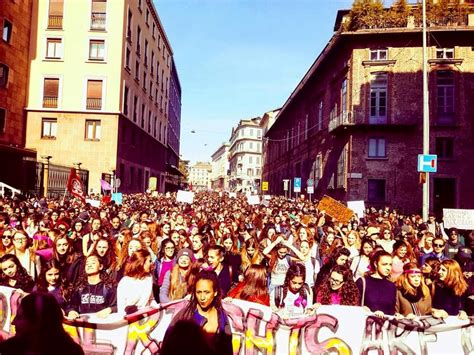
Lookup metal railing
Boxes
[0,182,21,197]
[48,15,63,29]
[86,98,102,110]
[328,111,353,132]
[43,96,58,108]
[91,12,106,30]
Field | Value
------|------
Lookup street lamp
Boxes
[41,155,52,197]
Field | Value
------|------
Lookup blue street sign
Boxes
[417,154,437,173]
[294,178,301,192]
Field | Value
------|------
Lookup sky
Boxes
[154,0,355,164]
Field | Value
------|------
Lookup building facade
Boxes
[25,0,175,194]
[210,142,230,190]
[228,117,263,193]
[0,0,37,190]
[260,109,279,190]
[264,9,474,215]
[189,161,211,191]
[165,58,182,192]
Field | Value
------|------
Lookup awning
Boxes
[166,164,184,177]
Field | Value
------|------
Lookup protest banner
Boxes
[317,195,354,224]
[443,208,474,230]
[0,287,471,355]
[111,193,123,205]
[176,190,194,204]
[347,200,365,219]
[85,199,100,208]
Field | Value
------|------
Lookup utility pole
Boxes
[422,0,430,221]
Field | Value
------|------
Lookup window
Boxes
[123,86,129,116]
[146,9,150,26]
[144,40,148,66]
[151,52,155,74]
[2,19,12,43]
[91,0,106,30]
[135,60,140,80]
[148,110,152,133]
[247,168,253,176]
[368,138,386,158]
[46,38,62,59]
[136,26,141,54]
[127,9,132,41]
[249,156,253,164]
[152,23,156,39]
[370,48,387,61]
[43,78,59,108]
[41,118,57,138]
[436,48,454,59]
[133,95,138,122]
[89,39,105,61]
[0,64,9,88]
[141,104,145,128]
[369,72,387,124]
[48,0,64,29]
[317,100,323,131]
[249,142,253,150]
[85,120,101,140]
[138,0,142,11]
[437,71,455,124]
[0,108,5,133]
[436,137,454,159]
[125,47,131,69]
[368,179,386,202]
[86,79,103,110]
[341,78,347,117]
[256,156,260,164]
[143,71,147,90]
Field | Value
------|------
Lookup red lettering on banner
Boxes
[304,313,352,355]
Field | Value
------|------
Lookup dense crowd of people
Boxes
[0,191,472,353]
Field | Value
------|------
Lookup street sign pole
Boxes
[422,0,430,221]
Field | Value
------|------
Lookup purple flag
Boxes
[100,179,112,191]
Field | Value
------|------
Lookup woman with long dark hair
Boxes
[34,258,71,309]
[350,238,375,281]
[52,235,82,285]
[270,263,312,317]
[0,254,34,292]
[313,265,360,307]
[356,250,397,317]
[167,270,232,355]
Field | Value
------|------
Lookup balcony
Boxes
[86,98,102,110]
[43,96,58,108]
[328,111,353,133]
[91,12,106,30]
[47,15,63,29]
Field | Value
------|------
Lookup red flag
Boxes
[67,169,86,203]
[189,182,193,191]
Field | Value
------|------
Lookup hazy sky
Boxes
[154,0,354,163]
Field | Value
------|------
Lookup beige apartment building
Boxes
[25,0,174,193]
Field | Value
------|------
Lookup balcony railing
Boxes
[48,15,63,29]
[91,12,106,30]
[328,111,353,133]
[43,96,58,108]
[86,98,102,110]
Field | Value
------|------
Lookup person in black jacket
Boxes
[0,292,83,355]
[66,254,117,319]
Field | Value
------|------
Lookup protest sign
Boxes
[443,208,474,229]
[0,287,471,355]
[85,199,100,208]
[176,190,194,204]
[347,200,365,219]
[111,193,123,205]
[247,195,260,205]
[317,195,354,224]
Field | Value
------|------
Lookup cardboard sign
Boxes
[443,208,474,229]
[317,195,354,224]
[347,200,365,219]
[176,190,194,204]
[111,193,123,205]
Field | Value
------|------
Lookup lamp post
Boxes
[41,155,52,197]
[422,0,430,221]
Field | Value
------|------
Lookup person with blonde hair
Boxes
[160,248,192,303]
[395,262,432,318]
[432,259,469,320]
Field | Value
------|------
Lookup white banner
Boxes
[0,287,471,354]
[176,190,194,204]
[247,195,260,205]
[443,208,474,229]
